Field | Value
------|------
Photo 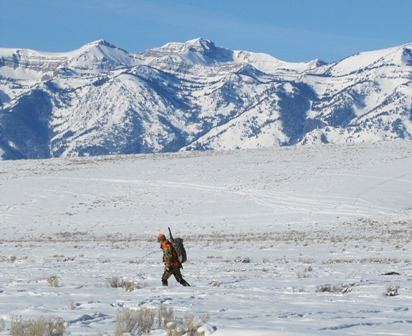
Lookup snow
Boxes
[0,47,70,59]
[1,141,412,335]
[0,40,133,85]
[0,66,43,81]
[2,39,411,158]
[0,48,68,82]
[327,43,412,76]
[67,40,134,73]
[142,38,320,76]
[232,50,316,75]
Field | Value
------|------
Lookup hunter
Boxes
[157,233,190,287]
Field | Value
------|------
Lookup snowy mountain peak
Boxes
[232,50,324,75]
[157,37,216,54]
[144,37,234,66]
[325,43,412,76]
[0,39,412,160]
[66,39,132,72]
[183,37,216,51]
[83,39,118,49]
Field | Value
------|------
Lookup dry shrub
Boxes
[108,277,146,291]
[108,276,124,288]
[181,314,209,336]
[297,266,313,279]
[124,280,137,292]
[115,307,155,336]
[316,283,354,294]
[384,285,400,297]
[10,316,65,336]
[115,306,209,336]
[158,305,175,328]
[47,275,60,287]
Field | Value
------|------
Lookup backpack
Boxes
[168,228,187,264]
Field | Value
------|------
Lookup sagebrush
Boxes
[10,316,65,336]
[115,305,208,336]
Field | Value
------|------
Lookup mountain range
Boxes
[0,38,411,160]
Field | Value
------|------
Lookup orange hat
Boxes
[157,233,166,241]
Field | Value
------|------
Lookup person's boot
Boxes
[162,280,168,286]
[180,279,190,287]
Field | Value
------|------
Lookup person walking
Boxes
[157,233,190,287]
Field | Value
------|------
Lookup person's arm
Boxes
[163,246,173,270]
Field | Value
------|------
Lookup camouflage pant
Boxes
[162,266,183,283]
[161,266,190,286]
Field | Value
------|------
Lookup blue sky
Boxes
[0,0,411,63]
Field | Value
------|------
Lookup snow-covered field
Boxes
[1,141,412,335]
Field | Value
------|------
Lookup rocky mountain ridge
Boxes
[0,38,411,160]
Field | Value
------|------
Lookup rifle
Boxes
[168,227,174,243]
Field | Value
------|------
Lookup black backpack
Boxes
[168,227,187,264]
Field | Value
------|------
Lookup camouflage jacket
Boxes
[160,240,179,267]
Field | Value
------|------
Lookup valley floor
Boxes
[1,141,412,335]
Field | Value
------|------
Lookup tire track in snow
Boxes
[247,189,396,217]
[47,177,227,193]
[45,176,397,219]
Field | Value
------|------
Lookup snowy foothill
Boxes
[0,141,412,335]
